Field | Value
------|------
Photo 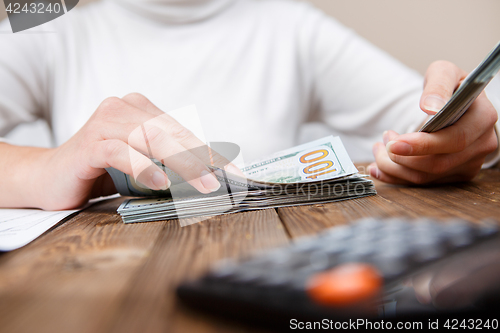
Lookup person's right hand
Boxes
[34,93,235,210]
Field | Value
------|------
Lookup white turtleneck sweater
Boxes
[0,0,497,163]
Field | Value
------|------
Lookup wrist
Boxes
[29,147,59,209]
[4,144,57,209]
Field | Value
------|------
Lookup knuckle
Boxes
[427,82,448,94]
[163,154,200,180]
[182,156,202,173]
[430,60,457,74]
[130,155,149,175]
[430,158,452,175]
[123,92,148,103]
[387,152,400,164]
[388,153,406,167]
[99,96,123,111]
[410,172,429,185]
[431,60,451,68]
[95,97,126,121]
[102,140,122,161]
[490,137,499,153]
[415,137,431,155]
[484,133,499,155]
[169,124,194,141]
[143,125,165,145]
[429,60,445,71]
[455,129,469,152]
[486,106,498,127]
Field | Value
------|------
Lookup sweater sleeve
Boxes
[297,5,426,161]
[0,20,52,139]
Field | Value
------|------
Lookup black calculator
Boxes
[177,218,500,328]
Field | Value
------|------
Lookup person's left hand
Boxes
[369,61,499,184]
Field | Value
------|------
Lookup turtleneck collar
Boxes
[109,0,237,24]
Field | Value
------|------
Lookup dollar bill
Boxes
[118,178,375,223]
[419,41,500,133]
[113,136,376,223]
[107,136,358,197]
[241,136,357,184]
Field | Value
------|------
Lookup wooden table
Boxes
[1,166,499,333]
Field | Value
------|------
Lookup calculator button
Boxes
[352,218,384,231]
[412,236,445,262]
[445,220,474,247]
[257,271,293,288]
[306,263,382,306]
[372,250,409,278]
[382,219,412,232]
[320,225,354,241]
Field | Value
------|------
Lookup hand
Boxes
[33,93,237,210]
[369,61,498,185]
[411,241,500,310]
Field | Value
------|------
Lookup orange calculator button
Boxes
[306,263,383,306]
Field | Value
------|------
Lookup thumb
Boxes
[420,61,467,115]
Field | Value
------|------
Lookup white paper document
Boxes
[0,209,78,251]
[0,195,120,252]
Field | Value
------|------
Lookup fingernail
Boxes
[382,131,389,145]
[386,141,412,155]
[152,171,171,190]
[200,170,221,192]
[423,95,446,113]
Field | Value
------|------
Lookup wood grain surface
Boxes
[1,166,499,333]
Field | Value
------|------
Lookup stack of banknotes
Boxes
[115,136,376,223]
[420,41,500,133]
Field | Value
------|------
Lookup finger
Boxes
[101,95,206,153]
[367,162,411,185]
[129,109,242,178]
[95,99,207,157]
[411,271,436,305]
[373,142,438,184]
[129,124,221,194]
[95,98,223,193]
[420,60,467,114]
[387,94,498,156]
[121,94,208,151]
[387,128,497,174]
[121,94,207,155]
[91,97,156,128]
[433,263,500,309]
[161,122,236,173]
[382,130,399,145]
[86,139,171,191]
[120,94,217,160]
[428,252,500,309]
[122,93,165,117]
[185,144,246,179]
[120,94,242,175]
